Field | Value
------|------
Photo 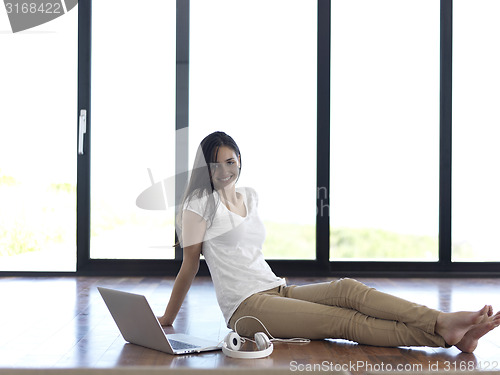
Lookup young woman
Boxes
[159,131,500,353]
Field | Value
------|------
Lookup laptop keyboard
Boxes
[168,339,199,350]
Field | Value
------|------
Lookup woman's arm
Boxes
[158,210,206,326]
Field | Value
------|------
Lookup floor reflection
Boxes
[0,276,498,370]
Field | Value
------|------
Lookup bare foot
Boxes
[479,305,494,322]
[455,311,500,353]
[436,305,489,346]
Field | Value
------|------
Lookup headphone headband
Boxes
[222,341,273,359]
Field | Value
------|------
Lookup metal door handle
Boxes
[78,109,87,155]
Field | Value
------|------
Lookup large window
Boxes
[452,0,500,262]
[3,0,499,276]
[330,0,440,261]
[0,7,77,271]
[90,0,177,259]
[189,0,318,259]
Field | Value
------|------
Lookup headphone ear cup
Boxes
[254,332,271,351]
[225,331,243,351]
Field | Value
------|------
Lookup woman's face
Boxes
[210,145,240,190]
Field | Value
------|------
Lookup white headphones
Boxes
[222,330,273,359]
[221,316,309,359]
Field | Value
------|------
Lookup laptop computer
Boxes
[97,287,222,355]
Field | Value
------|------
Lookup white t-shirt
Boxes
[184,186,286,326]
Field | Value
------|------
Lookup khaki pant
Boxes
[229,278,447,348]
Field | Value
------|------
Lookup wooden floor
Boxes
[0,276,499,373]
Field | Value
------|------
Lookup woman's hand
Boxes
[158,315,174,326]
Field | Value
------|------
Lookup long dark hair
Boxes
[175,131,242,247]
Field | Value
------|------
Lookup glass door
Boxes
[90,0,177,259]
[189,0,318,260]
[330,0,440,261]
[0,7,78,271]
[452,0,500,262]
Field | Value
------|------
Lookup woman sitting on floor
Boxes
[159,131,500,353]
